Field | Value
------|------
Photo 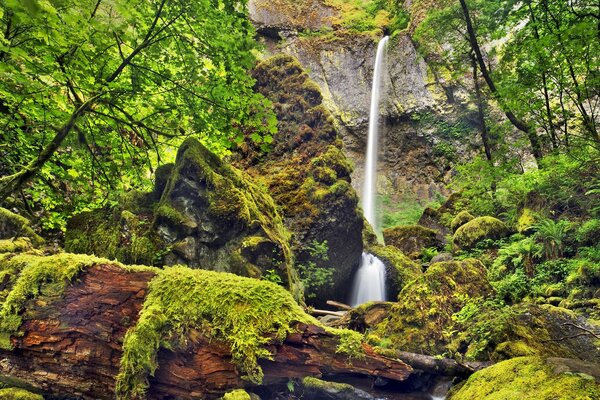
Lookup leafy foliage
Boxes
[0,0,275,230]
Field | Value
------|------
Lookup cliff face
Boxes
[249,0,480,209]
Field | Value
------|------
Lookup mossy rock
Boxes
[0,208,43,247]
[449,303,600,363]
[517,208,538,233]
[453,216,509,250]
[155,137,300,300]
[383,225,441,259]
[450,211,474,232]
[301,376,372,400]
[373,259,493,355]
[221,389,252,400]
[368,244,422,299]
[448,356,600,400]
[65,207,162,266]
[244,54,363,306]
[0,387,43,400]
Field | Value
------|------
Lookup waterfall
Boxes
[350,37,389,307]
[350,253,387,307]
[362,35,388,232]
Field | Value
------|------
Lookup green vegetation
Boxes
[453,217,509,250]
[0,387,43,400]
[222,389,252,400]
[115,265,365,399]
[449,357,600,400]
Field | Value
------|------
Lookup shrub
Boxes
[533,218,571,259]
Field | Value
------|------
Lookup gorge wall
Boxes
[249,0,482,212]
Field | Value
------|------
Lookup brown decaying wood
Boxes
[0,263,412,399]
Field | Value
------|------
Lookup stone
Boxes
[430,252,453,263]
[301,377,375,400]
[453,216,509,250]
[448,356,600,400]
[383,225,442,259]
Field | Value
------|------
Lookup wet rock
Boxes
[383,225,442,259]
[301,377,375,400]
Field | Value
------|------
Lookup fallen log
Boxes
[0,255,412,399]
[326,300,352,311]
[395,351,493,377]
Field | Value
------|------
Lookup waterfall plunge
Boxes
[350,36,389,307]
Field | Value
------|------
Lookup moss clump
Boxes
[0,208,44,247]
[0,253,106,349]
[302,376,356,397]
[65,208,162,266]
[222,389,252,400]
[451,211,475,232]
[0,387,43,400]
[374,259,493,354]
[116,266,316,398]
[453,217,509,250]
[0,238,32,253]
[517,208,538,233]
[448,356,600,400]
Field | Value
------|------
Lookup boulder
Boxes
[453,216,509,250]
[430,252,453,263]
[383,225,441,259]
[448,356,600,400]
[374,259,493,355]
[450,303,600,363]
[450,211,474,232]
[301,377,374,400]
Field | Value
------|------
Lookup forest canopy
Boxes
[0,0,276,229]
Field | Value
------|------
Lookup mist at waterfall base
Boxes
[349,36,389,307]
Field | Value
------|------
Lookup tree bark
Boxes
[459,0,543,162]
[0,262,413,399]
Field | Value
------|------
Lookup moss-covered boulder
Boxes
[453,216,509,250]
[0,208,44,248]
[239,55,363,306]
[383,225,441,259]
[301,376,373,400]
[374,259,493,355]
[221,389,252,400]
[448,356,600,400]
[418,192,463,242]
[450,211,474,233]
[449,303,600,363]
[368,244,422,299]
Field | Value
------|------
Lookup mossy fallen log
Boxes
[0,253,411,399]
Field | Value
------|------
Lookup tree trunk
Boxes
[0,262,413,399]
[459,0,543,163]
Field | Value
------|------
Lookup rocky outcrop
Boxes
[242,55,364,306]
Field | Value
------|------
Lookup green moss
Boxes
[448,357,600,400]
[0,253,106,349]
[453,217,509,250]
[0,208,44,247]
[382,225,440,258]
[517,208,537,233]
[222,389,252,400]
[0,238,32,253]
[66,208,162,265]
[115,266,317,398]
[374,259,492,354]
[451,211,475,232]
[0,387,43,400]
[302,376,355,394]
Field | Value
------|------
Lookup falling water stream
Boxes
[350,36,389,307]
